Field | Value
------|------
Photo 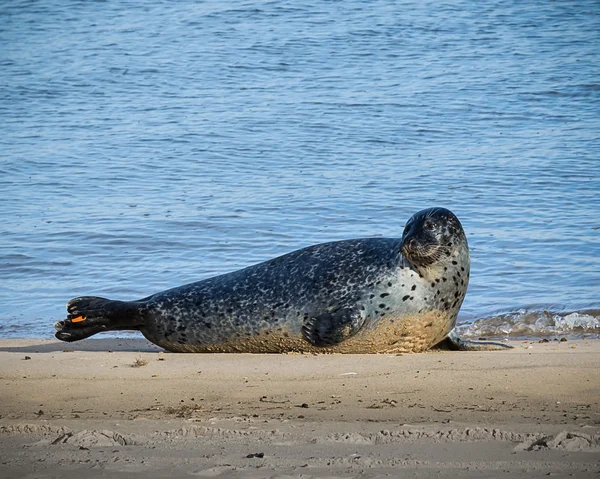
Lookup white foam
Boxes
[457,309,600,339]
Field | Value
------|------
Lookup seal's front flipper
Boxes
[441,330,513,351]
[54,296,145,342]
[302,308,365,347]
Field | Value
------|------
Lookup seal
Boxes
[54,207,510,353]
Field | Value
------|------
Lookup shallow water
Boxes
[1,0,599,339]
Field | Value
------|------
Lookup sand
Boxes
[0,337,599,478]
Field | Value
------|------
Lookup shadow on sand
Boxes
[0,337,163,353]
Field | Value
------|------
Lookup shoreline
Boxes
[1,338,599,478]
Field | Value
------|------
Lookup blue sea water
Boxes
[1,0,599,339]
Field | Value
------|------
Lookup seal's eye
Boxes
[403,222,411,235]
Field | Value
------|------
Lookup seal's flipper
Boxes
[54,320,109,342]
[442,330,513,351]
[301,309,365,347]
[55,296,145,342]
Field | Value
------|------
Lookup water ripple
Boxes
[1,0,598,337]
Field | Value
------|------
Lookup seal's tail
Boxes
[54,296,145,342]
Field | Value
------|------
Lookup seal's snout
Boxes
[401,234,432,265]
[404,237,416,248]
[400,236,416,257]
[400,223,441,267]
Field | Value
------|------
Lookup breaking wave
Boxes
[457,309,600,340]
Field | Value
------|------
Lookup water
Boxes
[1,0,599,340]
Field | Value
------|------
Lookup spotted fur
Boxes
[56,207,473,353]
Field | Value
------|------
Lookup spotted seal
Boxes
[54,207,510,353]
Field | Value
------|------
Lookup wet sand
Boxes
[0,337,599,478]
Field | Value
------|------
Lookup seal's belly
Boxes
[145,310,453,354]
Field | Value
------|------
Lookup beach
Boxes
[0,338,598,478]
[3,1,599,477]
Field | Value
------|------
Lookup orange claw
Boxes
[71,316,86,323]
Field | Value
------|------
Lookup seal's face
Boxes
[400,207,466,267]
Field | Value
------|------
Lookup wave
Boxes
[456,309,600,340]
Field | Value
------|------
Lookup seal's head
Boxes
[400,207,467,267]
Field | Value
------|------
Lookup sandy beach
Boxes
[0,337,599,478]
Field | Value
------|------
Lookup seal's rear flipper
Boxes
[54,296,145,342]
[440,330,513,351]
[54,320,109,342]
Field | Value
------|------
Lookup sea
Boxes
[1,0,599,340]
